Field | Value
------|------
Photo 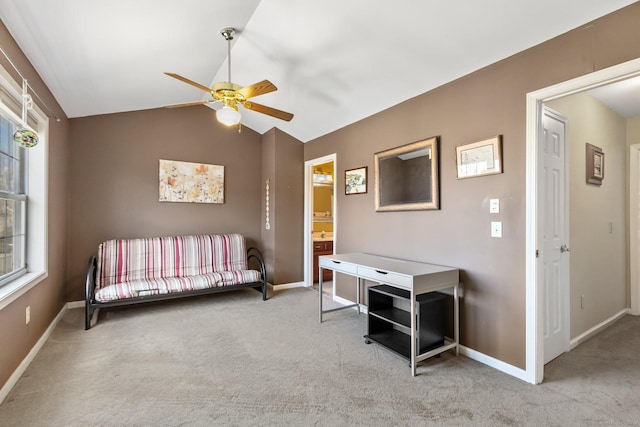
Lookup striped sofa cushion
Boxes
[94,234,261,302]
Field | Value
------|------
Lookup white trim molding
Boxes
[0,301,83,404]
[0,61,49,312]
[570,309,629,350]
[459,345,528,383]
[270,281,305,291]
[630,144,640,316]
[0,272,46,311]
[332,294,367,314]
[525,57,640,385]
[66,300,85,309]
[303,153,337,288]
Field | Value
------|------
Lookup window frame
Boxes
[0,62,49,310]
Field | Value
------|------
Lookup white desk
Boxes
[319,252,459,376]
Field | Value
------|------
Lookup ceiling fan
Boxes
[164,27,293,126]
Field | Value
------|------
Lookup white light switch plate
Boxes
[491,221,502,238]
[490,198,500,213]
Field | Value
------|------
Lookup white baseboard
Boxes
[66,300,84,309]
[459,308,630,382]
[332,295,367,314]
[570,308,629,350]
[459,345,528,382]
[0,301,78,404]
[332,294,352,306]
[270,281,305,291]
[320,294,529,382]
[333,293,525,381]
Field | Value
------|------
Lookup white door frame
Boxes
[630,144,640,315]
[304,153,337,287]
[526,57,640,384]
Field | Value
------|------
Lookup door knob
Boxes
[560,245,570,253]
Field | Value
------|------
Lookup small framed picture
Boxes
[345,166,367,195]
[456,136,503,179]
[586,143,604,185]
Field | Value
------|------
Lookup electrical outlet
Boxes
[25,306,30,324]
[491,221,502,238]
[581,295,584,310]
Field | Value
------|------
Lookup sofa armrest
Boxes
[85,256,97,330]
[247,247,267,300]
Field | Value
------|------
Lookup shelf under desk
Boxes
[318,252,459,377]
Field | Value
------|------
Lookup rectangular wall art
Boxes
[159,159,224,203]
[586,143,604,186]
[456,135,503,179]
[345,166,367,195]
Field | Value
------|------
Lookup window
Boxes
[0,62,47,307]
[0,114,26,285]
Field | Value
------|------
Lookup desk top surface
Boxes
[320,252,458,277]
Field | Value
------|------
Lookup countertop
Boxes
[312,233,333,242]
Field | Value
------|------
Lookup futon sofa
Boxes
[85,233,266,329]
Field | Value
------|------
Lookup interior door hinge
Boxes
[536,249,539,258]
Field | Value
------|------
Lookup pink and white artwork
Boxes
[159,159,224,203]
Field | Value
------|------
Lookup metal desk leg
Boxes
[356,277,361,314]
[454,283,459,356]
[319,267,324,323]
[410,289,417,376]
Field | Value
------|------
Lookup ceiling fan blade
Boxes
[237,80,278,99]
[163,100,213,109]
[165,72,212,93]
[243,101,293,122]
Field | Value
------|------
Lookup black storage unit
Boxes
[365,284,445,361]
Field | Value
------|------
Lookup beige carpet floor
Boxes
[1,286,639,426]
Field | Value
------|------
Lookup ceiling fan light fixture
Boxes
[216,105,241,126]
[164,25,293,123]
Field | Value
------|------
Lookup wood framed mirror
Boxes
[374,136,439,212]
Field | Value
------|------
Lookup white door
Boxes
[541,108,570,364]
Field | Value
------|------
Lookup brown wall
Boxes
[304,4,640,369]
[66,107,263,301]
[0,21,70,388]
[261,128,304,284]
[261,129,276,283]
[273,129,304,284]
[2,3,639,392]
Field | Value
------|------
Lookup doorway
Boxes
[304,154,336,292]
[526,57,640,384]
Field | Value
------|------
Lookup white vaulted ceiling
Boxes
[0,0,636,142]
